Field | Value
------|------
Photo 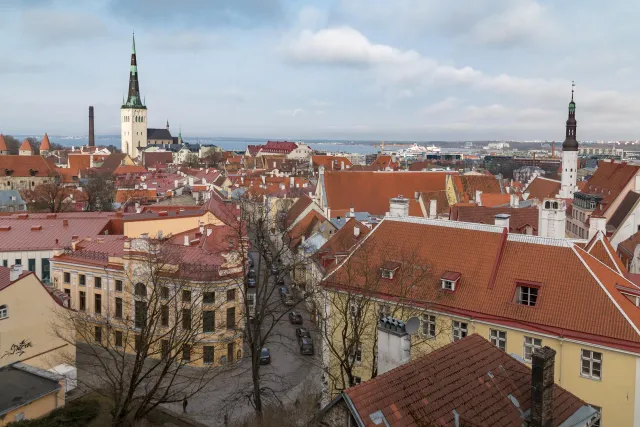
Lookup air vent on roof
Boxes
[0,226,11,231]
[46,214,56,219]
[63,219,69,226]
[71,235,79,240]
[31,225,42,231]
[17,214,28,219]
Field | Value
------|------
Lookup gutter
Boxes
[343,393,366,427]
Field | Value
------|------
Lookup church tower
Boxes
[121,33,147,159]
[559,82,578,199]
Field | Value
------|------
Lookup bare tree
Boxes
[83,172,115,212]
[318,242,449,397]
[182,153,200,168]
[51,239,238,426]
[21,173,72,212]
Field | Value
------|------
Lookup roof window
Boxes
[514,281,541,306]
[380,261,400,280]
[441,271,461,292]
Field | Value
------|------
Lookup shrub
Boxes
[7,399,100,427]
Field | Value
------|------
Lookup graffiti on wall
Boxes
[1,339,33,358]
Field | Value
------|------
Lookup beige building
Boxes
[0,266,73,425]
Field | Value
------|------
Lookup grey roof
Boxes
[147,128,173,140]
[301,232,328,255]
[331,212,374,230]
[0,364,61,415]
[0,190,25,206]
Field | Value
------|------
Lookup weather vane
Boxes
[571,80,575,100]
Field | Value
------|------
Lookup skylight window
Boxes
[440,271,461,292]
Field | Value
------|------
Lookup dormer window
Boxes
[441,271,461,291]
[380,261,400,280]
[515,281,541,306]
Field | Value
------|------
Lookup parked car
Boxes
[260,348,271,365]
[247,277,256,288]
[279,286,289,299]
[248,257,254,267]
[248,269,256,279]
[288,312,303,324]
[300,338,314,355]
[296,327,311,344]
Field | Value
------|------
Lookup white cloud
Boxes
[277,108,305,117]
[22,8,107,46]
[422,97,460,115]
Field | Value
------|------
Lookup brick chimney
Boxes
[530,346,556,427]
[88,106,95,147]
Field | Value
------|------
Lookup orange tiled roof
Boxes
[115,189,157,203]
[0,155,57,177]
[40,133,51,150]
[450,206,538,233]
[344,334,587,427]
[287,210,326,249]
[0,134,8,151]
[19,139,32,151]
[585,161,640,216]
[585,231,626,275]
[322,171,454,216]
[524,177,560,201]
[114,165,147,175]
[453,175,501,202]
[312,155,353,171]
[480,193,511,207]
[367,155,398,171]
[323,216,640,351]
[285,195,313,229]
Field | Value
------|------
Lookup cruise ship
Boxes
[395,143,441,158]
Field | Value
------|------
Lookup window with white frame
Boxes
[422,314,436,338]
[452,320,467,341]
[523,336,542,362]
[515,285,539,306]
[0,304,7,319]
[380,269,394,279]
[489,329,507,351]
[350,376,361,386]
[441,279,455,291]
[581,349,602,380]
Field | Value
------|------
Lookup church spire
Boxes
[123,32,145,109]
[562,81,578,151]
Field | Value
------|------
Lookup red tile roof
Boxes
[0,155,57,177]
[322,171,454,216]
[285,196,314,229]
[524,177,561,201]
[480,193,511,207]
[114,165,147,175]
[19,139,32,152]
[40,133,51,150]
[142,151,173,168]
[585,231,626,275]
[0,215,111,251]
[287,210,326,249]
[0,135,7,151]
[584,161,640,216]
[453,175,502,202]
[323,217,640,351]
[419,190,450,215]
[367,155,398,171]
[312,155,353,171]
[343,334,587,427]
[450,206,538,234]
[316,219,371,269]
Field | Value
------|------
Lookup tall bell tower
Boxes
[121,33,147,159]
[559,81,579,199]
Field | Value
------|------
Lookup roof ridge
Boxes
[572,245,640,337]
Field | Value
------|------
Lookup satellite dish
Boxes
[405,316,420,335]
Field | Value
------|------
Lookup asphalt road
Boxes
[75,247,322,426]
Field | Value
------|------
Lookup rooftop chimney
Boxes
[494,213,510,230]
[476,190,483,206]
[377,317,411,375]
[530,346,556,427]
[589,216,607,239]
[354,226,360,237]
[88,106,95,147]
[10,264,23,281]
[509,193,519,208]
[429,199,437,219]
[389,196,409,217]
[184,235,190,246]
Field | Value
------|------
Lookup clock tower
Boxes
[121,33,147,159]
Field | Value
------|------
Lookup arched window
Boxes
[553,202,558,209]
[0,304,7,319]
[135,283,146,297]
[545,201,550,209]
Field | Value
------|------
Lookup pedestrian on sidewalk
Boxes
[182,397,188,414]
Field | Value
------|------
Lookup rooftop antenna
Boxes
[571,80,575,101]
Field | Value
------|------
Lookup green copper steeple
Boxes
[122,32,146,109]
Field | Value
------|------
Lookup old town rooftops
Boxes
[0,155,57,177]
[340,334,589,427]
[0,215,113,251]
[323,215,640,352]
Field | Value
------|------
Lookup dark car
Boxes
[296,327,311,343]
[288,312,303,324]
[279,286,289,299]
[247,277,256,288]
[260,348,271,365]
[248,269,256,279]
[300,338,314,355]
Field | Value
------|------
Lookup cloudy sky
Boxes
[0,0,638,141]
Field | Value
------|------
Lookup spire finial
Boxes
[571,80,575,101]
[132,31,136,54]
